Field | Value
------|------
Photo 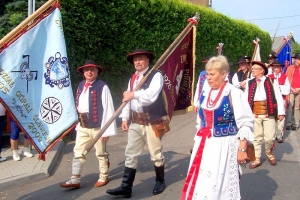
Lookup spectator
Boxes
[10,117,33,161]
[0,103,6,162]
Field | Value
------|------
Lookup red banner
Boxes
[158,26,196,120]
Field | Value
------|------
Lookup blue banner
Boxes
[0,7,78,158]
[277,39,292,74]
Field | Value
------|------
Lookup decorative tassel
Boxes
[39,153,46,161]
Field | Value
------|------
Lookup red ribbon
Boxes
[84,82,91,93]
[181,126,212,200]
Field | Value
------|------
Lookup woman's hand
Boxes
[237,150,248,164]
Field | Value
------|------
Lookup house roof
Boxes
[272,35,295,54]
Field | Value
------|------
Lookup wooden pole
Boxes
[81,12,200,156]
[0,0,59,48]
[272,19,281,44]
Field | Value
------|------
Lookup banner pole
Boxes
[81,12,200,156]
[0,0,59,48]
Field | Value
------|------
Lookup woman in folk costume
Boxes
[181,56,254,200]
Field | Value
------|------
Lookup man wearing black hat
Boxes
[285,52,300,130]
[106,49,168,198]
[266,52,278,75]
[232,56,251,91]
[268,61,290,142]
[245,61,285,169]
[60,60,117,189]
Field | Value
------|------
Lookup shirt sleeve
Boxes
[101,85,118,137]
[133,72,163,106]
[231,88,254,142]
[193,77,200,107]
[279,78,291,95]
[273,80,285,115]
[232,73,241,88]
[119,80,131,121]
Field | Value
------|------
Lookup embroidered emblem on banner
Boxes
[11,55,38,93]
[44,52,70,89]
[40,97,63,124]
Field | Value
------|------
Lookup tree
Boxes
[292,42,300,54]
[0,0,44,39]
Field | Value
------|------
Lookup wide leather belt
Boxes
[253,101,267,115]
[78,112,91,128]
[131,111,168,125]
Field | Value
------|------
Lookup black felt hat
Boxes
[238,55,251,64]
[251,61,268,75]
[267,52,278,59]
[270,60,284,67]
[77,60,103,74]
[292,52,300,59]
[126,49,154,64]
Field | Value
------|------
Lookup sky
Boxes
[212,0,300,43]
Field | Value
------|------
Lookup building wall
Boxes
[185,0,210,7]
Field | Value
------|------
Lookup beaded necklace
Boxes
[206,82,227,108]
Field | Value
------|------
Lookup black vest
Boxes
[247,77,278,116]
[140,69,168,122]
[76,79,105,127]
[237,70,249,82]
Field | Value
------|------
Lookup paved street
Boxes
[0,111,300,200]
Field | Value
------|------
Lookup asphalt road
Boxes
[1,111,300,200]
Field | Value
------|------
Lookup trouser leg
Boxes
[253,115,264,162]
[92,127,109,181]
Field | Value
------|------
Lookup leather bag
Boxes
[247,143,256,161]
[153,120,170,138]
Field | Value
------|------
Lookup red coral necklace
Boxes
[206,82,227,108]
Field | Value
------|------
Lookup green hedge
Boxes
[0,1,273,108]
[60,0,272,107]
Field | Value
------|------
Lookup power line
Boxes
[268,25,300,32]
[245,14,300,21]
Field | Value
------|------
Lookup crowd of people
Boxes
[1,48,299,200]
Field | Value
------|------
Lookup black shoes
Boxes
[106,167,136,198]
[153,165,165,195]
[292,125,298,130]
[277,138,283,143]
[286,124,298,130]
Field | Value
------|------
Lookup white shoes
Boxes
[22,148,33,158]
[0,156,6,162]
[13,153,21,161]
[12,148,33,161]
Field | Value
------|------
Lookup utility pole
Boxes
[27,0,35,151]
[28,0,35,16]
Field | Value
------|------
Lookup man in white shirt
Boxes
[60,60,117,189]
[107,49,168,198]
[268,61,290,143]
[232,56,251,91]
[245,61,285,169]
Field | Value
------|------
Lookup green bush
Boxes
[1,0,272,108]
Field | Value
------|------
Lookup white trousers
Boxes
[72,125,109,181]
[253,115,276,161]
[125,123,164,169]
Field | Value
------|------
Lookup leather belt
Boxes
[78,112,91,128]
[253,101,267,115]
[131,111,168,125]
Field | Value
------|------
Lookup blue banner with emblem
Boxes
[0,4,78,159]
[277,38,292,74]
